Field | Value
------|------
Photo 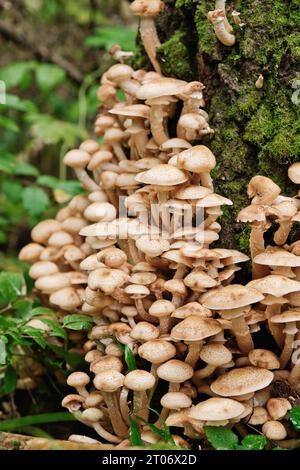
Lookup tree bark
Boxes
[132,0,300,253]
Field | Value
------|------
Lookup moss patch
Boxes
[157,31,193,80]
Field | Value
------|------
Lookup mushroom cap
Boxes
[131,322,159,341]
[149,300,175,318]
[189,397,245,421]
[170,316,222,342]
[160,392,192,409]
[247,176,281,204]
[124,370,155,391]
[137,77,190,100]
[130,0,165,17]
[254,248,300,267]
[88,268,129,293]
[80,254,105,271]
[157,359,194,383]
[67,372,90,388]
[266,398,291,420]
[19,243,44,262]
[29,261,59,280]
[31,219,61,243]
[237,205,267,223]
[174,185,212,200]
[270,310,300,323]
[160,138,192,150]
[262,420,287,440]
[184,270,218,291]
[247,275,300,297]
[136,236,170,257]
[175,145,216,173]
[129,272,157,285]
[64,149,90,168]
[288,162,300,184]
[199,343,232,366]
[138,340,176,364]
[202,284,264,310]
[196,193,233,208]
[248,349,280,370]
[109,104,150,119]
[84,202,116,222]
[50,287,82,310]
[35,273,71,293]
[105,64,133,82]
[213,249,249,264]
[171,302,212,319]
[93,370,125,392]
[210,367,274,397]
[124,284,150,297]
[135,164,188,186]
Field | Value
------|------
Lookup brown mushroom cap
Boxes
[171,316,222,342]
[157,359,194,383]
[288,162,300,184]
[270,310,300,323]
[109,104,150,119]
[202,284,264,310]
[266,398,291,420]
[138,340,176,364]
[254,249,300,267]
[64,149,90,168]
[247,275,300,297]
[88,268,129,293]
[210,367,274,397]
[175,145,216,173]
[171,302,212,319]
[93,370,125,392]
[174,185,212,200]
[135,164,188,186]
[161,392,192,409]
[149,300,175,318]
[248,349,280,370]
[136,77,195,100]
[130,0,165,17]
[189,397,245,421]
[124,370,155,391]
[199,343,232,366]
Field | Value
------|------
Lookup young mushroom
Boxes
[207,9,236,46]
[124,369,156,420]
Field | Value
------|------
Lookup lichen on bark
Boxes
[132,0,300,252]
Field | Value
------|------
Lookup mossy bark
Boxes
[132,0,300,253]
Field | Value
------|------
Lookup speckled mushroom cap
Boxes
[135,164,188,186]
[88,267,129,294]
[138,340,176,364]
[175,145,216,173]
[248,349,280,370]
[171,302,212,319]
[157,359,194,383]
[174,185,212,200]
[199,343,232,366]
[170,316,222,342]
[270,310,300,323]
[189,397,245,421]
[247,275,300,297]
[160,392,192,409]
[254,249,300,267]
[124,370,155,391]
[210,367,274,397]
[202,284,264,310]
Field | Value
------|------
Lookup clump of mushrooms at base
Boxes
[18,5,300,449]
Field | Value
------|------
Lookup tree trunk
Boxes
[132,0,300,252]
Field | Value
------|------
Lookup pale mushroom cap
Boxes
[93,370,125,392]
[135,164,188,186]
[50,287,82,310]
[171,302,212,319]
[130,0,165,17]
[109,104,150,119]
[174,185,212,200]
[270,310,300,323]
[254,249,300,267]
[184,270,218,290]
[160,392,192,409]
[31,219,61,243]
[35,273,71,293]
[160,138,192,150]
[199,343,232,366]
[210,367,274,397]
[137,77,189,100]
[124,284,150,297]
[248,349,280,370]
[84,202,117,222]
[29,261,59,280]
[105,63,133,82]
[136,237,170,257]
[88,268,129,293]
[64,149,90,168]
[138,340,177,364]
[247,275,300,297]
[196,193,233,208]
[266,398,291,420]
[189,397,245,421]
[262,420,287,440]
[130,322,159,341]
[157,359,194,383]
[149,300,175,318]
[19,243,44,262]
[124,370,155,391]
[171,316,221,342]
[67,372,90,388]
[129,272,157,285]
[81,408,103,423]
[176,145,216,173]
[288,162,300,184]
[202,284,264,310]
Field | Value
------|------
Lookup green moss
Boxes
[230,88,262,119]
[244,104,274,146]
[237,225,251,255]
[157,31,193,80]
[130,44,151,71]
[194,3,220,58]
[175,0,194,7]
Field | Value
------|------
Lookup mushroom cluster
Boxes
[19,54,300,446]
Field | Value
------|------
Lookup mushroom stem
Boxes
[75,169,99,192]
[135,299,157,323]
[150,105,169,145]
[93,423,122,443]
[250,225,270,279]
[265,304,284,348]
[119,387,130,424]
[169,383,180,393]
[194,364,216,379]
[231,314,254,354]
[112,144,127,161]
[280,326,296,368]
[185,342,203,368]
[200,172,214,190]
[139,17,162,74]
[208,9,236,46]
[102,391,128,438]
[274,221,293,245]
[133,391,149,421]
[215,0,233,32]
[128,238,143,264]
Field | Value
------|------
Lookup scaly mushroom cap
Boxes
[170,316,222,342]
[93,370,125,393]
[247,275,300,297]
[288,162,300,184]
[254,249,300,267]
[124,370,155,391]
[161,392,192,409]
[135,164,188,186]
[174,185,212,200]
[171,302,212,319]
[210,367,274,397]
[175,145,216,173]
[130,0,165,17]
[157,359,194,383]
[248,349,280,370]
[149,300,175,318]
[138,340,177,364]
[202,284,264,310]
[189,397,245,421]
[88,268,129,293]
[270,310,300,323]
[199,343,232,366]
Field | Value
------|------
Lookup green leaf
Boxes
[63,314,95,331]
[0,61,36,89]
[0,272,23,304]
[129,417,143,447]
[241,435,267,450]
[0,115,19,133]
[58,180,84,196]
[1,180,23,203]
[0,154,17,174]
[37,175,59,189]
[135,415,166,441]
[36,64,66,92]
[0,412,75,431]
[21,326,47,349]
[22,187,50,216]
[204,426,239,450]
[124,345,137,371]
[148,408,175,445]
[13,299,33,319]
[3,365,17,394]
[27,113,88,146]
[13,161,39,177]
[290,406,300,431]
[0,94,36,113]
[40,319,67,340]
[48,344,84,369]
[30,307,55,317]
[85,26,137,51]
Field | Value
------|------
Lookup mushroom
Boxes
[189,397,245,428]
[149,299,175,334]
[194,343,232,379]
[266,398,291,421]
[157,359,194,392]
[64,149,99,192]
[173,145,216,189]
[207,9,236,46]
[170,316,222,367]
[247,176,281,205]
[248,349,280,370]
[262,421,287,440]
[130,0,165,74]
[81,408,121,444]
[67,372,90,398]
[270,310,300,368]
[124,369,155,420]
[202,284,264,354]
